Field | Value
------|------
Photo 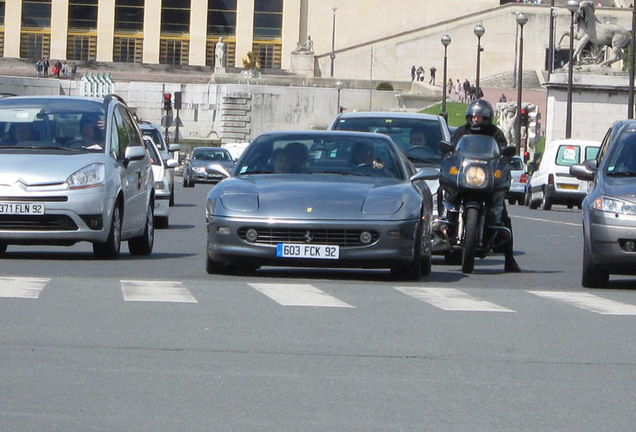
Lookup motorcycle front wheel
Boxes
[461,207,479,274]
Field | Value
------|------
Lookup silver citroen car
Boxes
[0,95,155,258]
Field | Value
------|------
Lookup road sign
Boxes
[161,115,173,127]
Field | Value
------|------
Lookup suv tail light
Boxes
[520,173,527,183]
[548,173,554,186]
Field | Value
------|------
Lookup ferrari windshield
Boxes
[0,99,105,152]
[236,133,406,179]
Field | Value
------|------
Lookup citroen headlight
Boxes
[67,163,105,190]
[193,166,206,173]
[593,196,636,215]
[463,165,487,188]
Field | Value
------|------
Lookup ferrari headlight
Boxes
[463,165,487,188]
[67,163,105,190]
[593,196,636,215]
[154,180,166,189]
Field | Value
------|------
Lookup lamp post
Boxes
[515,13,528,155]
[441,34,452,121]
[628,3,636,119]
[474,25,485,98]
[335,80,344,114]
[566,1,578,139]
[548,0,556,76]
[330,6,337,78]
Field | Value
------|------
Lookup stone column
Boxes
[189,0,208,66]
[50,0,69,60]
[96,0,115,62]
[143,0,162,64]
[235,0,254,69]
[3,1,22,58]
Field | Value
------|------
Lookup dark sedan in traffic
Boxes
[205,130,436,280]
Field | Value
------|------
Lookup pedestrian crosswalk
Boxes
[1,276,636,316]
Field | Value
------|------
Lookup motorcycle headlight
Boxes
[463,165,487,188]
[593,196,636,215]
[67,163,105,190]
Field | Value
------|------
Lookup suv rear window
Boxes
[556,145,581,166]
[331,117,444,163]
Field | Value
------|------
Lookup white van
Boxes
[528,139,600,210]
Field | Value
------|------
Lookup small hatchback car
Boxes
[570,120,636,287]
[0,95,155,258]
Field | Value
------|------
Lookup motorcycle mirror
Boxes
[411,167,439,182]
[439,140,453,154]
[501,146,516,157]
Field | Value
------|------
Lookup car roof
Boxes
[332,111,443,121]
[255,130,396,141]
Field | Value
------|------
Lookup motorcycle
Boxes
[432,135,516,273]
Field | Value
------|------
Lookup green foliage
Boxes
[376,82,394,91]
[421,101,467,127]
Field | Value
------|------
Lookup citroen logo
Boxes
[304,231,313,243]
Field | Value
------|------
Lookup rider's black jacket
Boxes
[451,123,508,148]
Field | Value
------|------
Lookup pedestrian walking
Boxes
[429,66,437,85]
[416,66,425,82]
[61,61,68,78]
[410,65,416,82]
[43,58,49,77]
[35,60,43,78]
[71,63,77,80]
[463,79,471,102]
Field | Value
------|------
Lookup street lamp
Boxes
[474,25,485,98]
[330,6,337,78]
[440,34,452,121]
[548,0,557,76]
[515,13,528,155]
[566,0,578,139]
[335,80,344,114]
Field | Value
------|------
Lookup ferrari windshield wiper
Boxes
[607,171,636,176]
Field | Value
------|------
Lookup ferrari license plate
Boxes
[276,243,340,259]
[0,202,45,215]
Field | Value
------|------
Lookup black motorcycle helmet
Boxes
[465,99,494,133]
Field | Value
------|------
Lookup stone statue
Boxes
[293,36,314,54]
[496,102,518,147]
[571,1,630,67]
[215,37,226,69]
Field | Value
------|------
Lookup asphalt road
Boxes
[1,182,635,432]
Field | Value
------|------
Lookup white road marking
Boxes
[528,291,636,315]
[396,287,515,312]
[0,277,49,299]
[249,283,353,308]
[121,280,198,303]
[513,214,581,228]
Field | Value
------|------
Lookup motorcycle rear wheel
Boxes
[461,207,479,274]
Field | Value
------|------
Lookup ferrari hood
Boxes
[214,175,416,219]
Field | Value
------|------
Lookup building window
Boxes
[160,38,189,65]
[253,40,281,69]
[67,34,97,60]
[114,37,143,63]
[0,1,5,26]
[253,0,282,39]
[161,0,190,34]
[22,0,51,28]
[68,0,98,30]
[115,0,144,32]
[20,32,50,60]
[207,0,236,36]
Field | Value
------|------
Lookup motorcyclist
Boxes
[445,99,521,273]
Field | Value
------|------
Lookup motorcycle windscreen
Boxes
[454,135,500,159]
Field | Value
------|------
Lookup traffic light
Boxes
[519,107,529,127]
[163,93,172,111]
[174,91,182,110]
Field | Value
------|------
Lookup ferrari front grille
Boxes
[238,227,380,247]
